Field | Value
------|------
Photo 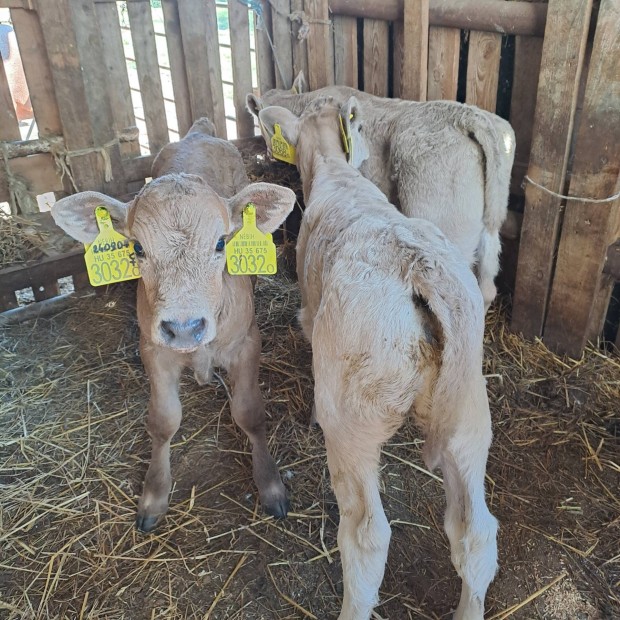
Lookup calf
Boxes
[52,119,295,531]
[247,76,515,311]
[258,99,498,620]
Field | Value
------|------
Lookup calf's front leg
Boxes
[136,339,184,532]
[226,321,289,518]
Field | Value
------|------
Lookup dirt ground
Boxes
[1,263,619,619]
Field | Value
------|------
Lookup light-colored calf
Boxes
[52,119,295,531]
[247,77,515,311]
[259,100,498,620]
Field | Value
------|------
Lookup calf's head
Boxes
[52,174,295,352]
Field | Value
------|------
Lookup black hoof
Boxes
[264,496,290,520]
[135,512,161,533]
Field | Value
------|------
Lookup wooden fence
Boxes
[0,0,618,356]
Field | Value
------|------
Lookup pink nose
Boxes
[160,318,207,348]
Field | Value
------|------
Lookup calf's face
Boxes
[52,174,295,352]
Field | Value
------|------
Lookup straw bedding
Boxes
[0,147,618,619]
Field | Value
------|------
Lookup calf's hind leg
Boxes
[226,321,289,518]
[136,340,184,532]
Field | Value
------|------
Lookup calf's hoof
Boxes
[260,481,290,519]
[135,511,164,533]
[264,494,290,519]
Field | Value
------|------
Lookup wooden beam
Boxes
[362,19,389,97]
[0,154,66,205]
[465,30,501,112]
[330,0,547,36]
[511,0,593,339]
[426,26,460,101]
[229,0,256,138]
[401,0,428,101]
[306,0,332,89]
[333,15,358,88]
[254,0,276,93]
[291,0,309,83]
[204,0,227,137]
[270,0,293,89]
[543,0,620,356]
[393,19,404,98]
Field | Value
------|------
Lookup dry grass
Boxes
[0,271,618,620]
[0,212,47,269]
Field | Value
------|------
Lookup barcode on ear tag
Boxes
[271,124,296,165]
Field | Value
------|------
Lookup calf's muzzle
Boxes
[159,317,207,350]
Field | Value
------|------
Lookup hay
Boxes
[1,145,618,618]
[0,212,47,269]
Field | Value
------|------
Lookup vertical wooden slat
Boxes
[291,0,308,83]
[509,35,543,195]
[94,1,140,157]
[306,0,332,90]
[0,59,20,140]
[427,26,460,101]
[127,0,169,154]
[254,0,276,93]
[393,20,404,98]
[270,0,293,89]
[465,30,501,112]
[511,0,593,339]
[401,0,428,101]
[10,7,62,137]
[333,15,358,88]
[162,0,192,137]
[178,0,215,128]
[363,19,388,97]
[228,0,255,138]
[204,0,227,137]
[542,0,620,356]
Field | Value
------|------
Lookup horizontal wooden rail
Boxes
[330,0,548,36]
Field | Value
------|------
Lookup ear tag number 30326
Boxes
[84,206,141,286]
[226,203,278,276]
[271,124,296,165]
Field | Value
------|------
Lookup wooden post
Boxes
[401,0,429,101]
[543,0,620,356]
[393,20,404,98]
[363,19,389,97]
[228,0,255,138]
[291,0,309,83]
[426,26,460,101]
[204,0,227,138]
[333,15,357,88]
[254,0,276,94]
[465,30,501,112]
[511,0,593,339]
[270,0,293,89]
[306,0,332,90]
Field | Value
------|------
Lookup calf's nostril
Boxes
[160,320,176,340]
[159,318,207,344]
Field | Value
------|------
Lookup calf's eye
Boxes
[133,241,145,258]
[215,236,226,252]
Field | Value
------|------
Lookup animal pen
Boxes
[0,0,618,618]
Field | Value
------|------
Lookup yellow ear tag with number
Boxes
[271,123,296,165]
[226,203,278,276]
[339,114,353,162]
[83,206,141,286]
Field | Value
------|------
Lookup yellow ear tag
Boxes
[83,206,141,286]
[339,114,353,162]
[225,203,278,276]
[271,123,296,165]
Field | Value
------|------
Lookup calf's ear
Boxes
[228,182,296,234]
[291,70,307,94]
[340,96,369,168]
[246,93,262,118]
[52,192,131,244]
[257,106,300,145]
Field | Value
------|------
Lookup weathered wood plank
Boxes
[306,0,332,89]
[511,0,593,339]
[0,56,20,141]
[363,19,389,97]
[127,0,169,153]
[427,26,460,101]
[465,30,501,112]
[0,153,66,205]
[509,34,543,195]
[270,0,293,89]
[0,291,19,313]
[10,7,62,137]
[161,0,193,137]
[229,0,255,138]
[291,0,309,84]
[333,14,358,88]
[95,1,140,157]
[204,0,227,137]
[393,19,404,98]
[401,0,429,100]
[330,0,547,36]
[543,0,620,356]
[254,0,276,93]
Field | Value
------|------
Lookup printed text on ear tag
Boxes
[225,203,278,276]
[83,206,141,286]
[271,124,296,165]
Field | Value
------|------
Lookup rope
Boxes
[523,175,620,204]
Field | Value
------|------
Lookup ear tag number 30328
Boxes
[226,203,278,276]
[84,206,141,286]
[271,124,296,165]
